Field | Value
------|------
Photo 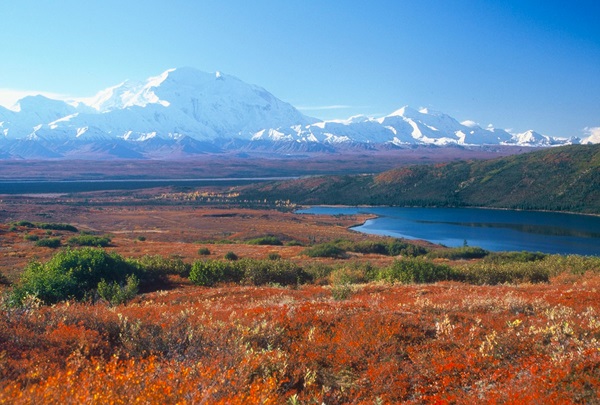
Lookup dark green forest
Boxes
[238,144,600,214]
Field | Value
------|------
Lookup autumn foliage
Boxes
[1,268,600,403]
[1,202,599,403]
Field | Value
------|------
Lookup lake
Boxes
[297,206,600,256]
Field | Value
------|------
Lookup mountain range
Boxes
[0,67,596,159]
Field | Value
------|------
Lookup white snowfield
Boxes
[0,67,595,159]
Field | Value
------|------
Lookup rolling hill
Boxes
[238,144,600,214]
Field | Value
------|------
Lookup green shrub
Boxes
[224,251,239,261]
[132,254,189,283]
[237,258,310,286]
[302,243,347,259]
[11,247,138,305]
[326,239,429,257]
[37,223,78,232]
[349,240,389,255]
[34,238,61,248]
[267,252,281,260]
[136,236,146,242]
[537,255,600,277]
[246,235,283,246]
[285,240,303,247]
[14,220,34,228]
[189,259,239,286]
[303,262,334,283]
[484,251,546,264]
[379,258,459,284]
[67,235,111,247]
[329,267,369,285]
[197,247,211,256]
[394,243,429,257]
[97,274,139,306]
[331,284,353,301]
[428,246,489,260]
[23,234,40,241]
[457,261,549,285]
[189,258,310,287]
[14,221,78,232]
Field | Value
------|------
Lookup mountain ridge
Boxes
[0,67,595,159]
[236,144,600,214]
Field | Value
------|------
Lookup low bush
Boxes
[14,221,78,232]
[23,234,40,241]
[189,259,241,286]
[349,239,428,256]
[427,246,489,260]
[378,258,459,284]
[331,284,353,300]
[240,258,310,286]
[329,267,369,285]
[537,255,600,277]
[132,254,189,283]
[67,235,111,247]
[246,235,283,246]
[302,243,347,259]
[14,220,35,228]
[347,240,389,255]
[304,239,428,258]
[11,247,138,305]
[197,247,211,256]
[267,252,281,260]
[97,274,139,306]
[37,223,78,232]
[389,242,429,257]
[303,262,334,283]
[457,261,549,284]
[35,238,61,248]
[189,258,311,287]
[224,251,239,261]
[484,251,546,264]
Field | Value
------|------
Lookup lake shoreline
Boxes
[298,204,600,218]
[297,205,600,256]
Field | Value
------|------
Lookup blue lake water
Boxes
[297,206,600,256]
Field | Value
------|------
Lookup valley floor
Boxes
[0,188,599,403]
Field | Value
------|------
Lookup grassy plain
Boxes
[0,184,599,403]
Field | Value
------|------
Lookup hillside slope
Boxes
[238,144,600,214]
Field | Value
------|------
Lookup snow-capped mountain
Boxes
[252,106,577,147]
[0,67,588,159]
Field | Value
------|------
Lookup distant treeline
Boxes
[237,144,600,214]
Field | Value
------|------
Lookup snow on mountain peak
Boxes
[86,69,174,112]
[388,105,420,118]
[461,120,480,128]
[0,67,594,158]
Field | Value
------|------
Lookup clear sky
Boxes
[0,0,598,138]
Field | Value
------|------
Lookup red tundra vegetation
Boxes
[0,190,599,403]
[1,277,600,403]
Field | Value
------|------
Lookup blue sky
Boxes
[0,0,598,138]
